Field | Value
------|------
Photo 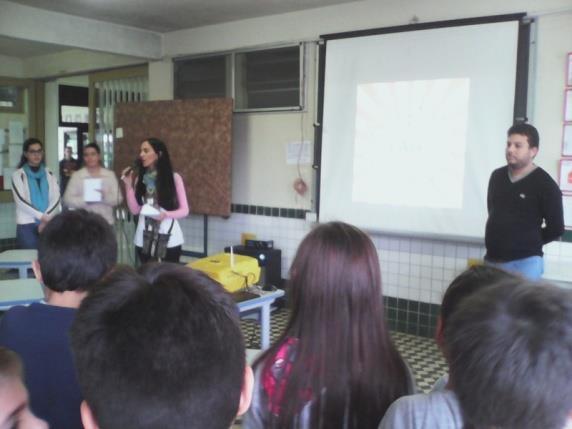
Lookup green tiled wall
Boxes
[384,296,440,338]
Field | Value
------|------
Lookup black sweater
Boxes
[485,166,564,262]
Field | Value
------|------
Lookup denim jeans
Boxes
[17,223,40,250]
[486,255,544,281]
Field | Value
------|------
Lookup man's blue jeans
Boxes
[486,255,544,281]
[17,223,39,249]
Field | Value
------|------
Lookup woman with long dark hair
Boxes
[11,138,60,249]
[121,138,189,263]
[244,222,413,429]
[64,143,122,224]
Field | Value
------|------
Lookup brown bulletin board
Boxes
[114,98,233,216]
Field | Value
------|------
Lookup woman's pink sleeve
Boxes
[125,185,142,215]
[163,173,189,219]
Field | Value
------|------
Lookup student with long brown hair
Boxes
[243,221,413,429]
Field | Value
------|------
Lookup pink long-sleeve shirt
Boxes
[125,172,189,219]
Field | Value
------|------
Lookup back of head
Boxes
[440,265,516,326]
[507,122,539,149]
[288,221,384,327]
[38,210,117,292]
[446,280,572,429]
[258,221,409,428]
[71,263,246,429]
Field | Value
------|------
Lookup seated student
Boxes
[379,265,515,429]
[70,263,253,429]
[447,280,572,429]
[0,210,117,429]
[243,222,414,429]
[0,347,47,429]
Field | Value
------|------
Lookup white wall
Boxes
[164,0,570,55]
[43,80,59,174]
[148,60,174,100]
[23,49,145,79]
[532,12,572,176]
[230,43,316,209]
[0,54,23,78]
[159,0,572,209]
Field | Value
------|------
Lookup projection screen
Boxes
[319,19,521,240]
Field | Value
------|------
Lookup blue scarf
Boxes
[23,164,49,215]
[142,169,157,200]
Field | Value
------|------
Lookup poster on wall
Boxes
[566,89,572,122]
[559,159,572,194]
[567,52,572,87]
[564,195,572,229]
[564,124,572,157]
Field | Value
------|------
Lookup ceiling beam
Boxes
[0,1,162,59]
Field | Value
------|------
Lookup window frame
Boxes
[173,43,306,113]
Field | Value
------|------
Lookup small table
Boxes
[0,249,37,279]
[0,278,44,310]
[236,289,285,350]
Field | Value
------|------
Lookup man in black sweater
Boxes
[485,123,564,280]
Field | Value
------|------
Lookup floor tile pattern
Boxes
[241,308,448,394]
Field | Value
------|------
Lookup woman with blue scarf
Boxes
[11,138,61,249]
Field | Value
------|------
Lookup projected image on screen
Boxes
[352,78,470,209]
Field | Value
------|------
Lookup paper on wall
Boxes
[8,121,24,144]
[3,167,16,190]
[286,140,313,165]
[8,144,22,167]
[564,196,572,229]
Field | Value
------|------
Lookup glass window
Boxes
[174,55,229,99]
[234,46,301,110]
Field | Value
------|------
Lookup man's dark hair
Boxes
[83,142,101,154]
[508,123,539,149]
[440,265,515,326]
[446,280,572,429]
[38,210,117,292]
[70,263,246,429]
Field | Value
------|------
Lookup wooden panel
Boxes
[114,98,232,216]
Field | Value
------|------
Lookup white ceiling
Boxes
[8,0,361,33]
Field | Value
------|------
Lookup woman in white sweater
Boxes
[64,143,122,224]
[11,138,60,249]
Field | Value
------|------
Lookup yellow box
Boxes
[188,252,260,293]
[467,258,484,268]
[241,232,256,245]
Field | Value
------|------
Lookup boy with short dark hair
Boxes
[380,265,515,428]
[71,263,253,429]
[448,281,572,429]
[0,210,117,429]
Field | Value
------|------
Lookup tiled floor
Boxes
[241,308,448,394]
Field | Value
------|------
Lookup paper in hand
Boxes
[140,204,161,216]
[84,178,103,202]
